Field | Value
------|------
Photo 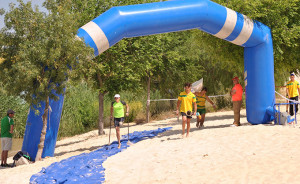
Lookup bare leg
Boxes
[1,151,4,165]
[116,126,121,148]
[196,115,201,127]
[200,114,206,127]
[3,151,8,164]
[186,118,191,137]
[182,116,187,137]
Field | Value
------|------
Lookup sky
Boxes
[0,0,45,29]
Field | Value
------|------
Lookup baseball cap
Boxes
[232,76,239,80]
[290,72,295,76]
[114,94,120,98]
[7,109,15,114]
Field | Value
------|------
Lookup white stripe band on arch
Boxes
[214,8,254,46]
[214,7,237,39]
[231,15,254,46]
[81,21,110,54]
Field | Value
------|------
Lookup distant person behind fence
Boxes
[1,109,15,167]
[177,83,197,138]
[230,77,243,127]
[286,72,300,116]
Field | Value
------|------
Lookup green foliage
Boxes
[0,8,5,15]
[149,90,177,117]
[212,82,233,110]
[206,0,300,86]
[126,101,143,123]
[0,0,93,109]
[0,91,29,138]
[58,82,98,137]
[0,0,299,139]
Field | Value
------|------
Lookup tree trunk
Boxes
[146,76,151,123]
[98,91,105,135]
[35,96,49,161]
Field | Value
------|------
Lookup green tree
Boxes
[128,31,207,121]
[70,0,164,134]
[0,0,93,160]
[190,0,300,87]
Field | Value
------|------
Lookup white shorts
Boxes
[1,137,12,151]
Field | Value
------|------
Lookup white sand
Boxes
[1,109,300,184]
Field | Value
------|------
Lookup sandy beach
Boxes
[1,109,300,184]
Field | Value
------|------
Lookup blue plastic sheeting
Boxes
[30,127,172,184]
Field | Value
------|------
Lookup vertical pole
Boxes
[294,103,297,124]
[146,76,151,123]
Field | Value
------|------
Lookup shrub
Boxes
[0,95,29,138]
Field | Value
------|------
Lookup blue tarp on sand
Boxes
[30,127,172,184]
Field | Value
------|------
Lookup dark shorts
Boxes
[114,117,124,127]
[197,108,206,115]
[181,112,192,119]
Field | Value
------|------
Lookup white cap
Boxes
[114,94,120,98]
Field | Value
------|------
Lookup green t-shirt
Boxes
[1,116,14,138]
[112,101,126,118]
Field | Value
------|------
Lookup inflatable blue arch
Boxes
[22,0,275,160]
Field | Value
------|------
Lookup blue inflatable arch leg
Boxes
[23,0,275,159]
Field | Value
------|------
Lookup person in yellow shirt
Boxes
[194,87,217,128]
[176,83,197,138]
[286,73,300,116]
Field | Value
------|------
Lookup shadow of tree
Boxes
[54,114,251,157]
[54,145,102,157]
[55,137,91,149]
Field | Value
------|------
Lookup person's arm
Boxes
[298,85,300,99]
[126,104,129,116]
[230,88,236,96]
[286,88,290,99]
[206,96,217,110]
[176,100,181,115]
[193,102,197,115]
[10,125,14,134]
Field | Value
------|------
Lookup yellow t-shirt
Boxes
[196,94,206,110]
[286,80,300,98]
[178,91,196,113]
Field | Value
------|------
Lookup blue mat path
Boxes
[30,127,172,184]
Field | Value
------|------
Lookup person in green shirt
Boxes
[110,94,129,148]
[1,109,15,167]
